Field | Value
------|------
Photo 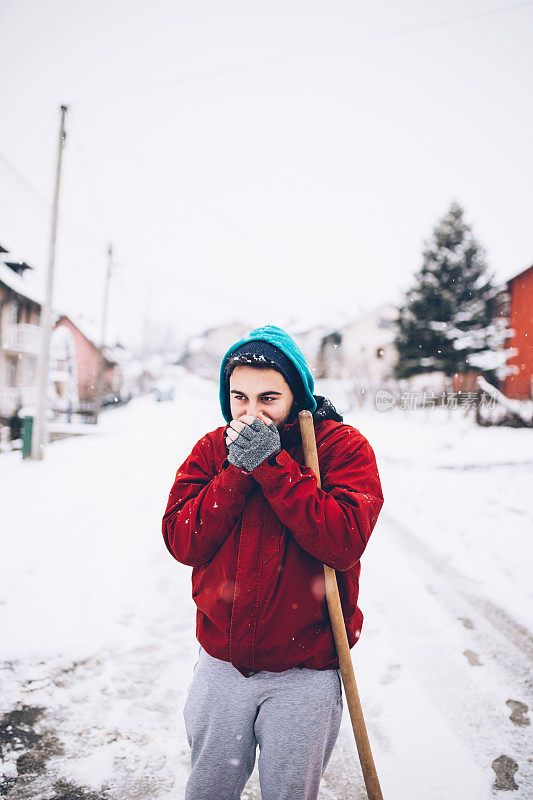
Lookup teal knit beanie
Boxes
[219,325,317,424]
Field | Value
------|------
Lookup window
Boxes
[7,356,17,386]
[8,302,19,325]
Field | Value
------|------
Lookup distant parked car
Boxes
[102,393,122,407]
[154,380,175,402]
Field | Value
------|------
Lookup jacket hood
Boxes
[219,325,318,424]
[309,394,343,424]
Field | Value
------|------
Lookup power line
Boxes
[72,1,533,106]
[69,108,111,241]
[0,148,51,209]
[20,107,58,177]
[0,146,105,248]
[69,107,326,278]
[0,120,252,306]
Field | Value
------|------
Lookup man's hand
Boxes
[225,411,270,446]
[226,411,282,472]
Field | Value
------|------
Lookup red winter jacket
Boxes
[162,399,384,677]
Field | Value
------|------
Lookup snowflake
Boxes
[213,502,218,508]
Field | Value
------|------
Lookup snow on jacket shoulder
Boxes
[162,409,384,676]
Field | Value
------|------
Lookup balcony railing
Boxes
[0,386,38,417]
[2,323,42,356]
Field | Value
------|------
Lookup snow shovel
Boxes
[298,410,384,800]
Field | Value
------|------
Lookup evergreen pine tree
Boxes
[394,201,510,385]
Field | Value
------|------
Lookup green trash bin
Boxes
[22,415,33,459]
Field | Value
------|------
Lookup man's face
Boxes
[229,366,295,429]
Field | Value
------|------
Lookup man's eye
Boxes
[234,395,275,402]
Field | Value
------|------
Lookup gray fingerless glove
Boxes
[227,417,282,472]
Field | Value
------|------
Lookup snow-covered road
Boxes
[1,370,531,799]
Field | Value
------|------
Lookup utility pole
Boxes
[31,104,68,460]
[94,243,113,425]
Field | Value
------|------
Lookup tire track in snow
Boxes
[378,508,533,795]
[381,509,533,674]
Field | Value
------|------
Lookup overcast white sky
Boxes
[1,0,532,350]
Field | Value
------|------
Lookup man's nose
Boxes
[247,402,268,418]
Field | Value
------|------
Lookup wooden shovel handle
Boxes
[298,410,384,800]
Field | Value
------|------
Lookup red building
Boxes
[503,264,533,400]
[53,315,122,407]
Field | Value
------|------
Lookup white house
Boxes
[181,321,251,379]
[337,303,399,390]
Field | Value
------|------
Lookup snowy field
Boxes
[1,368,531,799]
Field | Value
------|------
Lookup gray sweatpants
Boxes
[183,646,343,800]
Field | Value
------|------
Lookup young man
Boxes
[162,325,384,800]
